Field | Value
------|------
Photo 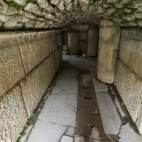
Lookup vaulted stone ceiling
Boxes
[0,0,141,30]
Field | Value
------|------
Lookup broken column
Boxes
[68,31,79,55]
[87,27,98,57]
[97,19,120,83]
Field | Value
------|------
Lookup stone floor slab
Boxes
[51,86,77,95]
[92,77,108,93]
[119,123,142,142]
[38,94,77,127]
[55,80,78,94]
[61,135,73,142]
[66,127,75,137]
[27,120,67,142]
[57,69,77,80]
[96,92,122,134]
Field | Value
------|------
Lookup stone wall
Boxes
[0,0,141,30]
[114,28,142,134]
[0,30,62,142]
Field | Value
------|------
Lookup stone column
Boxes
[97,19,120,83]
[68,31,79,55]
[87,27,98,57]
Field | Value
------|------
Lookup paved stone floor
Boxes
[21,55,142,142]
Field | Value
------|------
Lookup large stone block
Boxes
[97,25,120,83]
[121,28,142,41]
[119,37,142,78]
[0,85,28,142]
[0,45,25,97]
[20,57,52,117]
[115,60,142,122]
[68,31,79,55]
[19,39,50,74]
[87,28,98,57]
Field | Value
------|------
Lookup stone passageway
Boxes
[19,55,142,142]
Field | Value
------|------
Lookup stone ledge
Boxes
[0,30,61,48]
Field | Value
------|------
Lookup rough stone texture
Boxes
[0,30,62,142]
[87,28,98,57]
[0,85,28,142]
[119,36,142,78]
[19,39,50,74]
[20,55,54,117]
[27,120,67,142]
[96,92,122,134]
[97,19,120,83]
[61,136,73,142]
[119,123,142,142]
[0,45,25,97]
[0,0,142,29]
[115,60,142,122]
[121,28,142,41]
[38,94,77,127]
[68,31,79,55]
[66,127,75,137]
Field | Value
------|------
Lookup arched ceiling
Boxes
[0,0,141,30]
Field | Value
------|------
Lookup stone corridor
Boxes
[18,55,142,142]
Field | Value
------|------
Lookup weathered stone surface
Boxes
[71,24,89,31]
[136,105,142,135]
[66,127,75,137]
[99,19,119,27]
[19,39,50,74]
[97,20,120,83]
[92,77,108,93]
[61,136,73,142]
[0,45,25,97]
[38,94,77,127]
[119,37,142,78]
[115,60,142,122]
[74,136,84,142]
[68,31,79,55]
[57,69,77,80]
[96,92,122,134]
[0,0,141,30]
[121,28,142,41]
[20,57,52,117]
[119,123,142,142]
[0,85,28,142]
[27,120,67,142]
[87,28,98,57]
